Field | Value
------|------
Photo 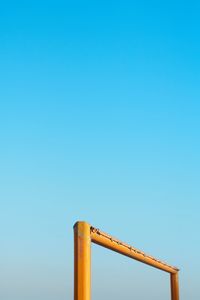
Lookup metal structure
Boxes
[74,221,179,300]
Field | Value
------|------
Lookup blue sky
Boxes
[0,1,200,299]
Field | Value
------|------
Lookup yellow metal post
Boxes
[73,222,180,300]
[171,272,179,300]
[74,222,91,300]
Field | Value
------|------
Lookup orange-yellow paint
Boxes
[171,272,179,300]
[74,221,179,300]
[74,222,91,300]
[91,229,177,274]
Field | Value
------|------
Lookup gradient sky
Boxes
[1,1,200,300]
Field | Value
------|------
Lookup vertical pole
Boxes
[170,272,179,300]
[74,221,91,300]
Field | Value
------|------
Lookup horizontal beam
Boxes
[90,227,179,274]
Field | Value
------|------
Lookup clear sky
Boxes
[0,1,200,300]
